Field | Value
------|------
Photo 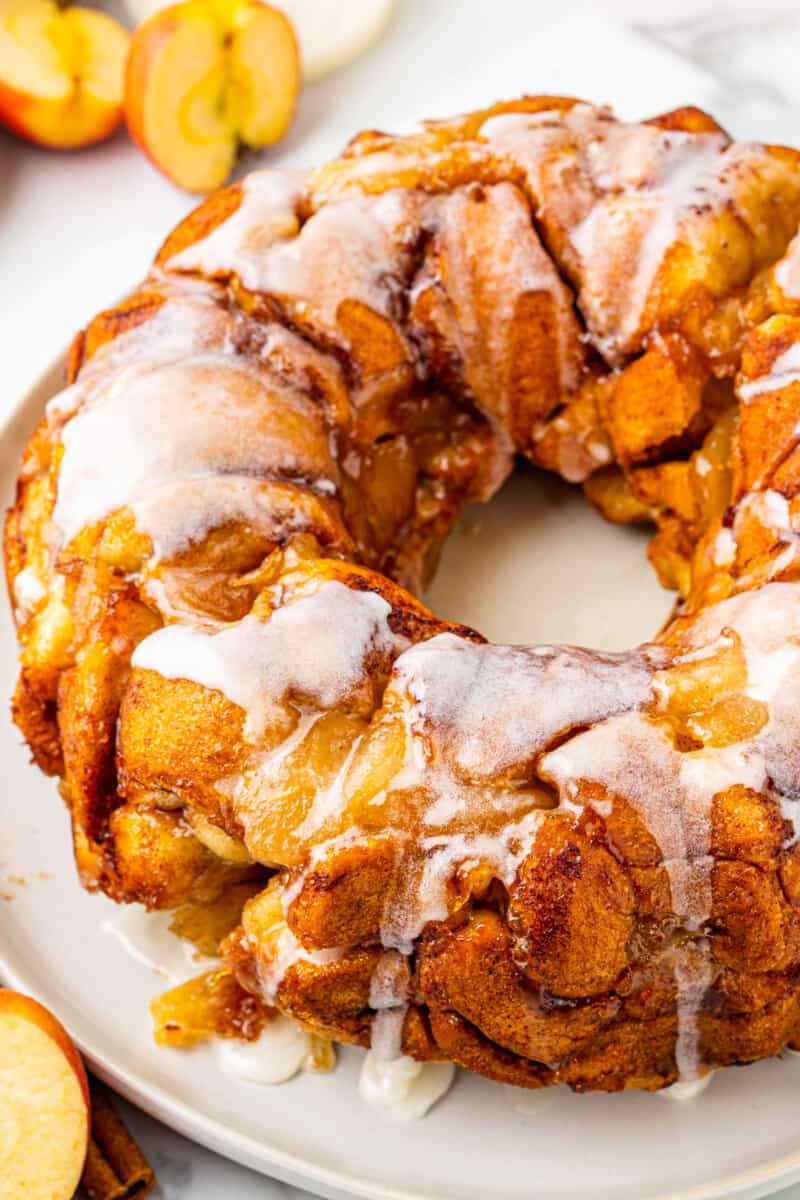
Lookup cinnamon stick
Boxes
[80,1078,155,1200]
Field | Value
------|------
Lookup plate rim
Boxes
[3,355,800,1200]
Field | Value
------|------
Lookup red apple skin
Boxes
[124,6,186,180]
[0,86,123,149]
[0,988,90,1109]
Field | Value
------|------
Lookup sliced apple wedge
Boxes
[0,989,90,1200]
[125,0,300,194]
[0,0,129,149]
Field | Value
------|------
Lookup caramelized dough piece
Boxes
[598,334,711,470]
[108,805,251,909]
[286,836,398,950]
[58,582,161,885]
[418,911,620,1064]
[508,821,634,998]
[734,315,800,497]
[409,181,585,462]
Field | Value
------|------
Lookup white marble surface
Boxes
[3,0,800,1195]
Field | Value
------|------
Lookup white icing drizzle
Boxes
[358,1053,455,1120]
[49,291,339,550]
[369,948,411,1010]
[389,634,661,780]
[657,1072,713,1102]
[539,716,733,1079]
[135,578,800,1089]
[731,489,799,581]
[378,812,545,955]
[368,949,412,1061]
[370,1008,407,1063]
[709,490,799,587]
[735,490,793,537]
[45,380,82,425]
[538,582,800,1080]
[289,728,366,847]
[738,341,800,402]
[254,926,305,1006]
[219,712,337,861]
[685,583,800,702]
[55,353,327,539]
[587,440,613,466]
[132,581,394,740]
[141,575,215,627]
[672,941,714,1083]
[252,923,343,1007]
[168,185,425,343]
[163,170,587,497]
[352,944,456,1112]
[760,674,800,817]
[129,475,335,563]
[531,407,612,485]
[570,132,730,363]
[214,1015,311,1085]
[167,169,307,277]
[481,105,773,364]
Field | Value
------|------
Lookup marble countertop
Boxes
[3,0,800,1195]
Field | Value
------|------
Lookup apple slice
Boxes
[125,0,300,194]
[0,0,129,149]
[0,989,90,1200]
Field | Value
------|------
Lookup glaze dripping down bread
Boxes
[9,95,800,1095]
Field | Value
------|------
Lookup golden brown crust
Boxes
[156,183,246,267]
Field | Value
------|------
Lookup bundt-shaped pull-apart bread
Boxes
[8,96,800,1095]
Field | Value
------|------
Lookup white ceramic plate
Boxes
[3,361,800,1200]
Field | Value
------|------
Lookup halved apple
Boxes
[0,989,90,1200]
[0,0,129,149]
[125,0,300,194]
